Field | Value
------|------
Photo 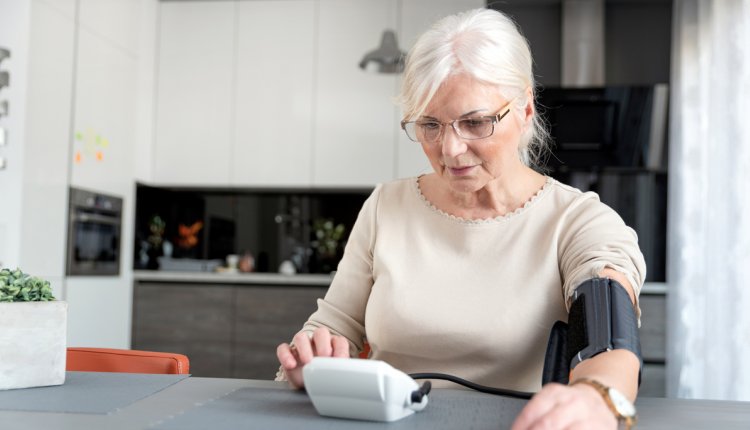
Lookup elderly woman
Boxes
[277,8,645,429]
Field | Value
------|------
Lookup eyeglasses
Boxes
[400,100,514,144]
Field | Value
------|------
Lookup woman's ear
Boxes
[522,87,534,128]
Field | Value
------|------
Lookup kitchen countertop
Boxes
[133,270,334,286]
[133,271,667,294]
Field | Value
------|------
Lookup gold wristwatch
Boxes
[573,378,637,429]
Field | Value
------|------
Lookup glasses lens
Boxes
[403,122,420,141]
[456,118,494,140]
[416,121,441,142]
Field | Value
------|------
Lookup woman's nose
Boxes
[440,125,468,157]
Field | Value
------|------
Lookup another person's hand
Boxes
[510,382,617,430]
[276,326,350,389]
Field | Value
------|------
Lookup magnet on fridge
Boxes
[0,127,5,146]
[0,157,6,170]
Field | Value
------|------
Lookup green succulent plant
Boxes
[312,218,346,258]
[0,268,55,302]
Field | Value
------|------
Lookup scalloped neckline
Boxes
[414,176,553,224]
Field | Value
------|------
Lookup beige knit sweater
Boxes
[278,176,646,392]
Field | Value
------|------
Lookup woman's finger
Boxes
[332,335,351,358]
[312,327,333,357]
[276,343,298,369]
[292,331,314,364]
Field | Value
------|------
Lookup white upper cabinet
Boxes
[232,0,315,187]
[154,1,235,185]
[150,0,484,188]
[70,27,137,196]
[313,0,484,186]
[313,0,399,187]
[78,0,142,55]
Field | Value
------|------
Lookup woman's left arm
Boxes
[511,268,639,430]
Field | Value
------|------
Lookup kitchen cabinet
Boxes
[639,292,666,397]
[16,1,77,284]
[154,1,235,185]
[233,286,326,379]
[133,283,235,377]
[132,279,327,379]
[152,0,485,187]
[312,0,399,187]
[314,0,484,185]
[232,0,315,187]
[70,25,137,195]
[395,0,485,179]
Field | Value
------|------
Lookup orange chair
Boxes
[66,348,190,375]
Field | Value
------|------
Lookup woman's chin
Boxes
[445,175,485,194]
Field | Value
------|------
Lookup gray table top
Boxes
[1,373,748,430]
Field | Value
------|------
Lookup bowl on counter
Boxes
[157,257,223,272]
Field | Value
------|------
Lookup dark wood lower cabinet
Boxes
[133,281,667,396]
[233,286,326,379]
[638,294,667,397]
[132,282,327,379]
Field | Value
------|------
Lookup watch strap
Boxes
[572,378,637,429]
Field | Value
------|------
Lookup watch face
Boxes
[608,387,636,417]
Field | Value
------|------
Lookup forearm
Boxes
[568,267,641,402]
[569,349,640,401]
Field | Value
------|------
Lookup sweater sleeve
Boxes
[557,192,647,318]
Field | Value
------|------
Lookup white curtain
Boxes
[667,0,750,400]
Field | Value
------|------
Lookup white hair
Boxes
[398,8,549,168]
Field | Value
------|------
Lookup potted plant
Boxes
[0,268,67,390]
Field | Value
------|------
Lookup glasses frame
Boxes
[400,99,515,144]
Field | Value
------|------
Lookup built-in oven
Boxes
[66,187,123,276]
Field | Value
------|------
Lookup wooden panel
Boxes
[132,282,234,377]
[640,364,666,397]
[639,294,666,362]
[233,286,327,379]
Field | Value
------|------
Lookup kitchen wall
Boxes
[3,0,483,349]
[2,0,672,350]
[0,0,31,276]
[65,0,158,349]
[0,0,158,349]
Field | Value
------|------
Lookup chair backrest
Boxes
[66,348,190,374]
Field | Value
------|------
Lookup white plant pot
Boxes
[0,301,67,390]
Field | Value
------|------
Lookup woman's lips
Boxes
[447,165,476,176]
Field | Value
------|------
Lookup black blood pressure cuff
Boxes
[542,277,642,386]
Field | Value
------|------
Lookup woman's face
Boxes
[419,73,530,194]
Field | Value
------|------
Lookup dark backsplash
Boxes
[134,184,371,274]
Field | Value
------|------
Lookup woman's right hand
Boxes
[276,326,351,389]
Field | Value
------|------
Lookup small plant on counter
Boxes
[309,218,347,273]
[312,218,346,259]
[0,268,55,302]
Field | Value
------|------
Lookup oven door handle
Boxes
[72,213,121,225]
